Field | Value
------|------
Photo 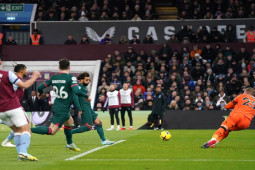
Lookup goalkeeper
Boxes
[72,72,115,145]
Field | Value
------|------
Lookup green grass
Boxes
[0,111,255,170]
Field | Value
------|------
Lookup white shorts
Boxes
[0,107,29,127]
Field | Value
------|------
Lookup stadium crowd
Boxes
[177,0,255,20]
[31,0,157,21]
[95,43,255,111]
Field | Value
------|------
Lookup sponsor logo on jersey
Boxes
[52,80,66,83]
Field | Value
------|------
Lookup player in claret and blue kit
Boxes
[0,59,40,161]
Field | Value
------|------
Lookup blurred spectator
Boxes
[64,35,77,45]
[79,11,88,21]
[119,36,128,44]
[190,45,202,59]
[132,14,142,21]
[100,34,112,44]
[224,25,236,42]
[133,80,146,94]
[80,35,90,45]
[124,47,137,62]
[6,36,17,45]
[143,35,154,44]
[167,34,179,44]
[168,100,179,110]
[129,36,141,44]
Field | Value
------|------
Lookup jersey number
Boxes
[53,86,68,99]
[242,97,255,109]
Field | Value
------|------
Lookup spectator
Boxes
[191,64,204,81]
[100,34,112,44]
[78,11,88,21]
[202,44,215,63]
[133,80,146,94]
[42,92,51,111]
[64,35,77,45]
[80,35,90,45]
[168,100,179,110]
[132,14,142,21]
[143,35,154,44]
[224,25,236,42]
[167,34,179,44]
[190,45,202,59]
[119,36,128,44]
[28,91,43,111]
[6,36,17,45]
[129,35,141,44]
[134,89,143,109]
[69,12,77,21]
[124,47,137,62]
[143,99,153,110]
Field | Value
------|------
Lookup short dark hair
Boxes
[77,72,90,80]
[14,64,26,73]
[59,59,70,70]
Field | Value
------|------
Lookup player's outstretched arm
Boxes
[73,93,82,111]
[17,71,40,89]
[225,101,235,109]
[72,85,89,98]
[38,76,52,94]
[225,95,240,109]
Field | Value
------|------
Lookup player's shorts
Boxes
[0,107,29,127]
[51,111,71,128]
[81,106,98,125]
[222,112,251,131]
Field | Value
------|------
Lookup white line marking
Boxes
[73,159,255,162]
[65,140,126,161]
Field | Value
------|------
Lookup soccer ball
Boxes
[160,131,171,141]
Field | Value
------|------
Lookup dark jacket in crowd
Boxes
[151,92,166,115]
[42,97,52,111]
[28,96,43,111]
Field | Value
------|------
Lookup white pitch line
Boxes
[74,159,255,162]
[65,140,126,161]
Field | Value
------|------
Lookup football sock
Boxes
[96,122,106,141]
[31,126,52,135]
[14,132,21,154]
[71,126,91,134]
[212,126,229,142]
[110,125,114,129]
[7,130,15,141]
[19,132,31,154]
[64,126,73,145]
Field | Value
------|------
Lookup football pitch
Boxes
[0,111,255,170]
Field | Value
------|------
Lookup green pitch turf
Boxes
[0,111,255,170]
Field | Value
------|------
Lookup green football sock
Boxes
[71,126,91,134]
[64,126,73,145]
[31,126,51,135]
[96,123,106,141]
